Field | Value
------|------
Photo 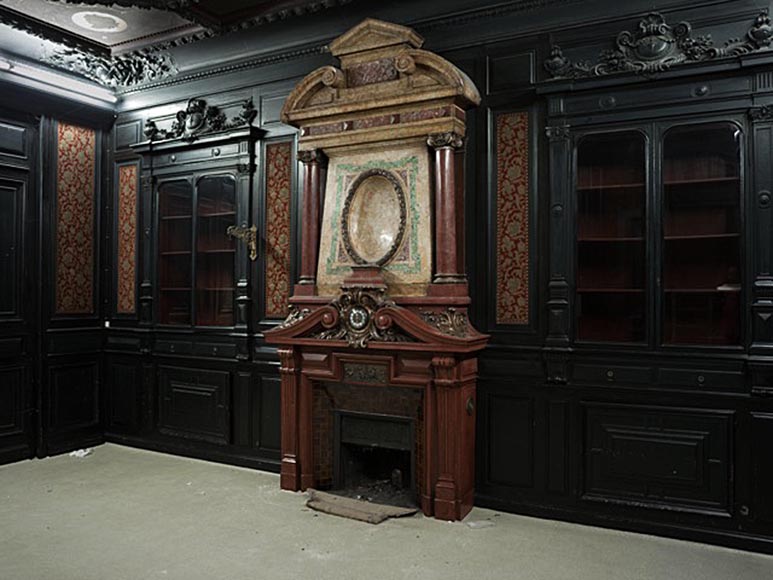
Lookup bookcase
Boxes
[573,121,742,346]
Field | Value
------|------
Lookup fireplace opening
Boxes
[333,411,416,509]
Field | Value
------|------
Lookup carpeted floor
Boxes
[1,443,772,580]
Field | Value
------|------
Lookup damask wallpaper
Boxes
[495,111,530,325]
[55,122,96,315]
[116,163,138,314]
[265,141,293,318]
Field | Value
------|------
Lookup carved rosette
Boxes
[545,10,773,79]
[312,288,414,348]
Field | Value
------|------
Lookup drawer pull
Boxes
[606,370,615,380]
[697,374,705,385]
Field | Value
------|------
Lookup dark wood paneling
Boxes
[751,413,773,527]
[106,359,141,434]
[0,367,24,436]
[487,51,535,94]
[583,403,733,515]
[47,362,100,435]
[0,121,26,158]
[547,400,568,494]
[158,365,231,445]
[114,120,141,151]
[0,174,23,317]
[485,392,534,488]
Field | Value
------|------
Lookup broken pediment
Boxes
[268,289,487,352]
[280,18,480,149]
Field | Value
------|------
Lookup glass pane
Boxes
[196,176,236,326]
[576,131,646,342]
[662,123,741,345]
[158,180,192,325]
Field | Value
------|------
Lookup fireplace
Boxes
[264,19,487,521]
[334,410,415,507]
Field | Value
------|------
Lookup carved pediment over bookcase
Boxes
[544,9,773,79]
[265,19,487,521]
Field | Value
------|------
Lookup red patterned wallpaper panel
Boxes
[495,111,530,325]
[117,163,138,314]
[265,141,293,318]
[55,122,96,315]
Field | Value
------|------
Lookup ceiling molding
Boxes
[0,5,108,56]
[49,47,178,88]
[47,0,213,28]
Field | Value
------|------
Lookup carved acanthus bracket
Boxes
[144,98,257,141]
[545,10,773,79]
[311,287,415,348]
[421,308,469,338]
[49,48,178,88]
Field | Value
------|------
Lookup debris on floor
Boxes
[306,489,418,524]
[68,448,93,459]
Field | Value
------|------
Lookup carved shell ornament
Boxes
[545,10,773,79]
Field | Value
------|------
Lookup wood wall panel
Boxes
[0,367,24,436]
[54,123,96,315]
[0,176,22,316]
[583,403,733,514]
[48,362,99,434]
[258,375,281,451]
[106,359,141,434]
[158,366,231,445]
[751,413,773,526]
[486,393,534,488]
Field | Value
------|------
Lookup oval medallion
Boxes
[342,169,406,266]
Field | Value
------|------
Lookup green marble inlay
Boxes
[326,155,422,276]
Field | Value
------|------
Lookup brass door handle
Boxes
[226,224,258,261]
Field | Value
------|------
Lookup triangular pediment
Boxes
[328,18,423,57]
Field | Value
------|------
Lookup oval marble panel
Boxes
[344,171,405,265]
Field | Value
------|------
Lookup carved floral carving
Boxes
[49,49,177,88]
[143,98,257,141]
[421,308,469,338]
[545,10,773,79]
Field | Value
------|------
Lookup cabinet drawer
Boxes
[155,340,193,355]
[572,363,654,386]
[658,366,745,392]
[193,342,237,359]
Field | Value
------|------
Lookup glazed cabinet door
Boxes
[574,130,648,344]
[658,121,743,347]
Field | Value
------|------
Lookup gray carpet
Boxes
[1,444,771,580]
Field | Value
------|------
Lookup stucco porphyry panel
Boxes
[317,143,432,296]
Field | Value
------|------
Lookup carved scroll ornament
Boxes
[144,98,257,141]
[310,288,415,348]
[545,10,773,79]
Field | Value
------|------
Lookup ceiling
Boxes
[0,0,353,88]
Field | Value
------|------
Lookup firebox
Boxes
[333,411,415,507]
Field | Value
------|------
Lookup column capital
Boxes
[297,148,328,166]
[427,132,464,150]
